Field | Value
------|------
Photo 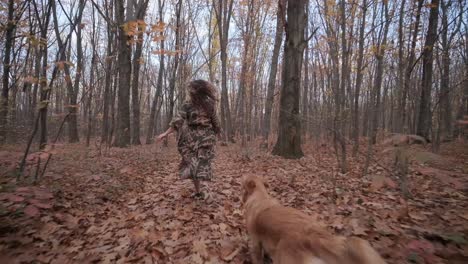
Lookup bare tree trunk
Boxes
[236,1,255,146]
[439,0,461,139]
[399,0,423,133]
[440,0,452,139]
[146,0,165,144]
[113,0,132,147]
[302,6,309,141]
[370,5,390,144]
[131,0,149,145]
[263,0,283,145]
[336,0,348,172]
[0,0,15,143]
[214,0,235,142]
[352,0,367,156]
[166,0,182,134]
[417,0,439,140]
[102,0,114,144]
[31,48,41,120]
[87,5,98,147]
[38,0,53,149]
[272,0,307,159]
[72,0,84,143]
[394,0,406,132]
[52,0,83,143]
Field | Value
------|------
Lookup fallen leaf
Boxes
[2,193,25,203]
[223,246,242,262]
[190,253,204,264]
[350,218,367,236]
[193,239,208,258]
[29,199,53,209]
[24,205,40,217]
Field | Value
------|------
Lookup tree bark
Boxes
[416,0,439,140]
[71,0,84,143]
[131,0,149,145]
[399,0,423,133]
[439,0,461,139]
[52,0,83,143]
[166,0,182,133]
[146,0,165,144]
[0,0,15,143]
[38,0,53,149]
[102,0,114,144]
[113,0,132,147]
[352,0,367,156]
[263,0,283,144]
[272,0,307,159]
[394,0,406,132]
[370,1,390,145]
[214,0,235,142]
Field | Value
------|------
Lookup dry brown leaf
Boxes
[350,218,367,236]
[193,239,209,258]
[24,205,40,217]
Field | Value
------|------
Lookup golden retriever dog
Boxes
[242,175,386,264]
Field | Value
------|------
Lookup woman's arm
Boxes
[156,103,189,143]
[210,109,222,135]
[156,127,175,142]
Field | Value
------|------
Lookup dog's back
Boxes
[255,205,385,264]
[243,175,386,264]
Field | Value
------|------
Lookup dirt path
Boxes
[1,141,467,263]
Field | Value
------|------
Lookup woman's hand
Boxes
[156,132,168,143]
[156,127,175,143]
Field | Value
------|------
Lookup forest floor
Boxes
[0,138,467,264]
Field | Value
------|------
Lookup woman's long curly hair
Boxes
[188,79,218,115]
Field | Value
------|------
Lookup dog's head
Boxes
[242,175,269,203]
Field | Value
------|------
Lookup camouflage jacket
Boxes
[170,101,221,134]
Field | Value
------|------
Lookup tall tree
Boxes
[439,0,462,139]
[131,0,150,145]
[352,0,367,156]
[272,0,307,158]
[398,0,424,133]
[262,0,284,146]
[166,0,182,133]
[52,0,84,143]
[113,0,133,147]
[0,0,16,143]
[416,0,440,139]
[235,0,256,146]
[145,0,166,144]
[369,0,391,144]
[214,0,235,142]
[36,0,53,149]
[101,0,115,144]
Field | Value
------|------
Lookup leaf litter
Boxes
[0,140,467,263]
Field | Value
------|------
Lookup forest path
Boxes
[1,140,467,263]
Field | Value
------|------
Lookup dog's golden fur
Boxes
[242,175,386,264]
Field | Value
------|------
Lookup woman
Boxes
[157,80,221,201]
